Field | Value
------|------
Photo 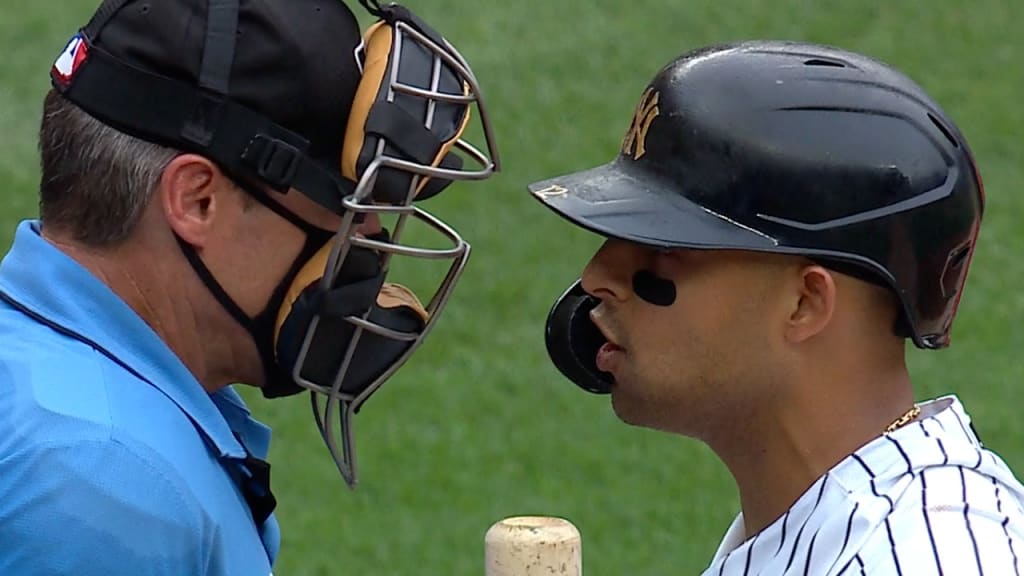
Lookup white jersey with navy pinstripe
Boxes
[703,395,1024,575]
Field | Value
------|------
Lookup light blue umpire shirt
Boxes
[0,220,280,575]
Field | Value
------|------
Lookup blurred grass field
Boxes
[1,1,1022,574]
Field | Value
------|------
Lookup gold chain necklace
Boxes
[884,404,921,434]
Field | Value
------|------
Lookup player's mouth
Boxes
[589,311,624,374]
[595,341,623,374]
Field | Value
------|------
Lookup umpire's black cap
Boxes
[51,0,364,205]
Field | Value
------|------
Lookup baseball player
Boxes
[0,0,497,573]
[531,41,1024,574]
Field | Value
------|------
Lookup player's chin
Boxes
[611,393,686,435]
[609,385,645,425]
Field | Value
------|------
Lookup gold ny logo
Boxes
[621,88,660,160]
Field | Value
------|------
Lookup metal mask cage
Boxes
[292,17,499,487]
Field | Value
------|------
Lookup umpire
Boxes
[0,0,497,573]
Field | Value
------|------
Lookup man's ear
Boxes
[160,154,222,248]
[784,263,837,345]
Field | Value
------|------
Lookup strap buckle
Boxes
[242,134,303,191]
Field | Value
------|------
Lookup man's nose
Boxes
[580,238,638,302]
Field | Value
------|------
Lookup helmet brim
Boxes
[528,159,779,250]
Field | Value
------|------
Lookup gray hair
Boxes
[38,90,179,246]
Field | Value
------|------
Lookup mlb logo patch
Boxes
[52,33,89,86]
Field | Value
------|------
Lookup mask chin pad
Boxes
[545,280,614,394]
[271,235,431,400]
[276,279,427,398]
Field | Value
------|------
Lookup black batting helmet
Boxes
[531,41,985,394]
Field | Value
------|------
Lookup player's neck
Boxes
[705,361,914,539]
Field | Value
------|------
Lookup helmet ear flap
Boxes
[545,281,614,395]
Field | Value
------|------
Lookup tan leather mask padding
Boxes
[342,21,391,184]
[275,242,333,349]
[377,282,429,321]
[274,242,431,352]
[341,20,472,200]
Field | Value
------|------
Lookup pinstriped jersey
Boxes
[703,395,1024,575]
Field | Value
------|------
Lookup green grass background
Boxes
[2,1,1021,574]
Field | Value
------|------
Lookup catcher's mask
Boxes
[53,0,499,487]
[276,1,499,488]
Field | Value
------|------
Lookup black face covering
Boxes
[250,229,336,398]
[175,190,336,396]
[177,187,430,401]
[270,227,429,402]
